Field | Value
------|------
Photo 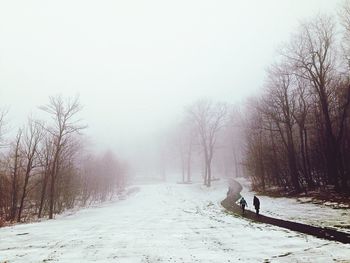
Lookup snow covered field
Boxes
[237,178,350,234]
[0,181,349,263]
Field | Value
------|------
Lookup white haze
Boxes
[0,0,341,174]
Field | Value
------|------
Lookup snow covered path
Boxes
[1,182,349,263]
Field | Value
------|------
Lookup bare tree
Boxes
[260,64,301,192]
[243,14,350,194]
[188,100,227,187]
[283,16,346,189]
[17,120,43,222]
[243,108,268,191]
[40,95,86,219]
[225,106,244,178]
[292,78,313,188]
[340,0,350,68]
[9,129,22,221]
[172,121,196,183]
[0,96,130,224]
[37,136,54,218]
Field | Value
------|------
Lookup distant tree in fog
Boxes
[172,121,196,183]
[219,106,244,178]
[187,100,227,187]
[79,150,128,204]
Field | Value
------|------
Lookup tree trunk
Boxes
[299,125,314,189]
[49,171,55,219]
[207,160,211,187]
[17,169,30,222]
[203,162,208,186]
[319,88,340,189]
[186,149,192,183]
[10,152,19,221]
[181,160,185,183]
[286,126,300,192]
[258,134,266,191]
[38,169,49,218]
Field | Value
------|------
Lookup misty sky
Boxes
[0,0,341,157]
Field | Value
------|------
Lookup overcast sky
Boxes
[0,0,342,158]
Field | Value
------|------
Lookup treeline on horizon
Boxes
[0,95,128,225]
[244,3,350,194]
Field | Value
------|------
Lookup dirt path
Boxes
[221,180,350,244]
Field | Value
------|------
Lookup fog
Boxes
[0,0,341,176]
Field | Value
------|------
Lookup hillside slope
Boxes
[0,182,349,262]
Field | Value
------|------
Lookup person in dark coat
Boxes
[253,195,260,215]
[239,197,247,214]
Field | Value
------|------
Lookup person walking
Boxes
[239,197,247,214]
[253,195,260,215]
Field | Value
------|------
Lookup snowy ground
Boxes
[0,181,349,263]
[237,177,350,234]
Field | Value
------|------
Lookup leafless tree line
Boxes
[243,4,350,194]
[0,95,128,225]
[169,100,244,187]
